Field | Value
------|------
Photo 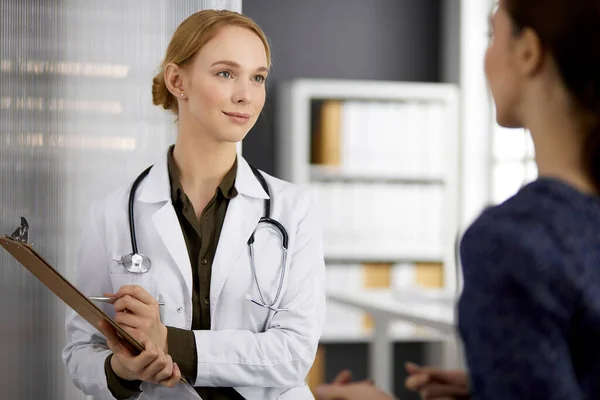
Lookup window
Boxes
[490,108,537,204]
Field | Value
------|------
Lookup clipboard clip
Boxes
[8,217,29,244]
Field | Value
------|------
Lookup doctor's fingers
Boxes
[149,355,174,384]
[113,294,156,317]
[116,285,157,307]
[97,320,133,357]
[159,362,181,388]
[124,339,162,375]
[118,325,149,347]
[114,311,151,332]
[139,348,172,383]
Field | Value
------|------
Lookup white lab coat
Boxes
[62,152,326,400]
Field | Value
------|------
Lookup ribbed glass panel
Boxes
[0,1,241,399]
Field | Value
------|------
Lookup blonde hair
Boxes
[152,10,271,114]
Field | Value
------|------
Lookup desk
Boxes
[326,288,457,393]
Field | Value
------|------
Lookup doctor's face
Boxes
[182,25,268,143]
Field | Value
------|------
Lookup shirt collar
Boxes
[138,148,268,204]
[166,145,238,204]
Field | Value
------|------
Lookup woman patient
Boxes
[317,0,600,398]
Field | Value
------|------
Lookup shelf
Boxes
[319,320,447,344]
[283,78,459,103]
[324,250,444,265]
[277,78,461,294]
[327,288,456,335]
[391,287,458,305]
[310,165,445,185]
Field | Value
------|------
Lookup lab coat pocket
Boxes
[276,384,314,400]
[242,291,272,332]
[108,272,157,300]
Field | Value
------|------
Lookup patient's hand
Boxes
[315,370,394,400]
[404,362,470,400]
[315,381,396,400]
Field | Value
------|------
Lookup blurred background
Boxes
[0,1,536,399]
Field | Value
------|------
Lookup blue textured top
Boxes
[458,178,600,399]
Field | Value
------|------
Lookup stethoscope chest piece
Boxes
[118,253,151,274]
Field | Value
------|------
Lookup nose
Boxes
[232,80,252,104]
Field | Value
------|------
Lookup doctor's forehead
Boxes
[195,25,269,72]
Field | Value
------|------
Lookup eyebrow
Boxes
[210,60,269,73]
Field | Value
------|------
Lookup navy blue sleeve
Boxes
[458,214,582,400]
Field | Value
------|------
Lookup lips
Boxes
[223,111,251,119]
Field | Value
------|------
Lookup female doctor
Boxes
[62,9,326,400]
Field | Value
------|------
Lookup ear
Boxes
[164,62,186,98]
[515,27,544,77]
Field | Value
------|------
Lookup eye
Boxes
[217,70,232,79]
[253,75,266,83]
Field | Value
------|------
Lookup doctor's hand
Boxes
[404,362,470,400]
[97,319,181,387]
[108,285,168,353]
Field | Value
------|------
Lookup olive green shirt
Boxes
[105,147,243,400]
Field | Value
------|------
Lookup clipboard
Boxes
[0,219,187,384]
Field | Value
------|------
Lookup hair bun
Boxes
[152,74,174,111]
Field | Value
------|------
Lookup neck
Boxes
[172,120,237,199]
[526,98,596,194]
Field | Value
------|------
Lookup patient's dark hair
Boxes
[505,0,600,188]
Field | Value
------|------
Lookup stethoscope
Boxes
[118,164,290,313]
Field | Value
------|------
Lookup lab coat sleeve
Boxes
[62,202,130,400]
[192,189,326,387]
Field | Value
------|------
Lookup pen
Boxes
[88,296,165,306]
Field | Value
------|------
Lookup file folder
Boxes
[0,234,187,384]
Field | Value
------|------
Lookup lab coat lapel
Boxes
[210,194,262,311]
[153,203,193,298]
[137,150,193,298]
[210,157,269,311]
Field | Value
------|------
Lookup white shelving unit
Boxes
[276,78,461,344]
[320,319,446,343]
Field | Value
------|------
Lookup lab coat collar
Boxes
[137,149,170,203]
[236,156,270,200]
[137,149,269,204]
